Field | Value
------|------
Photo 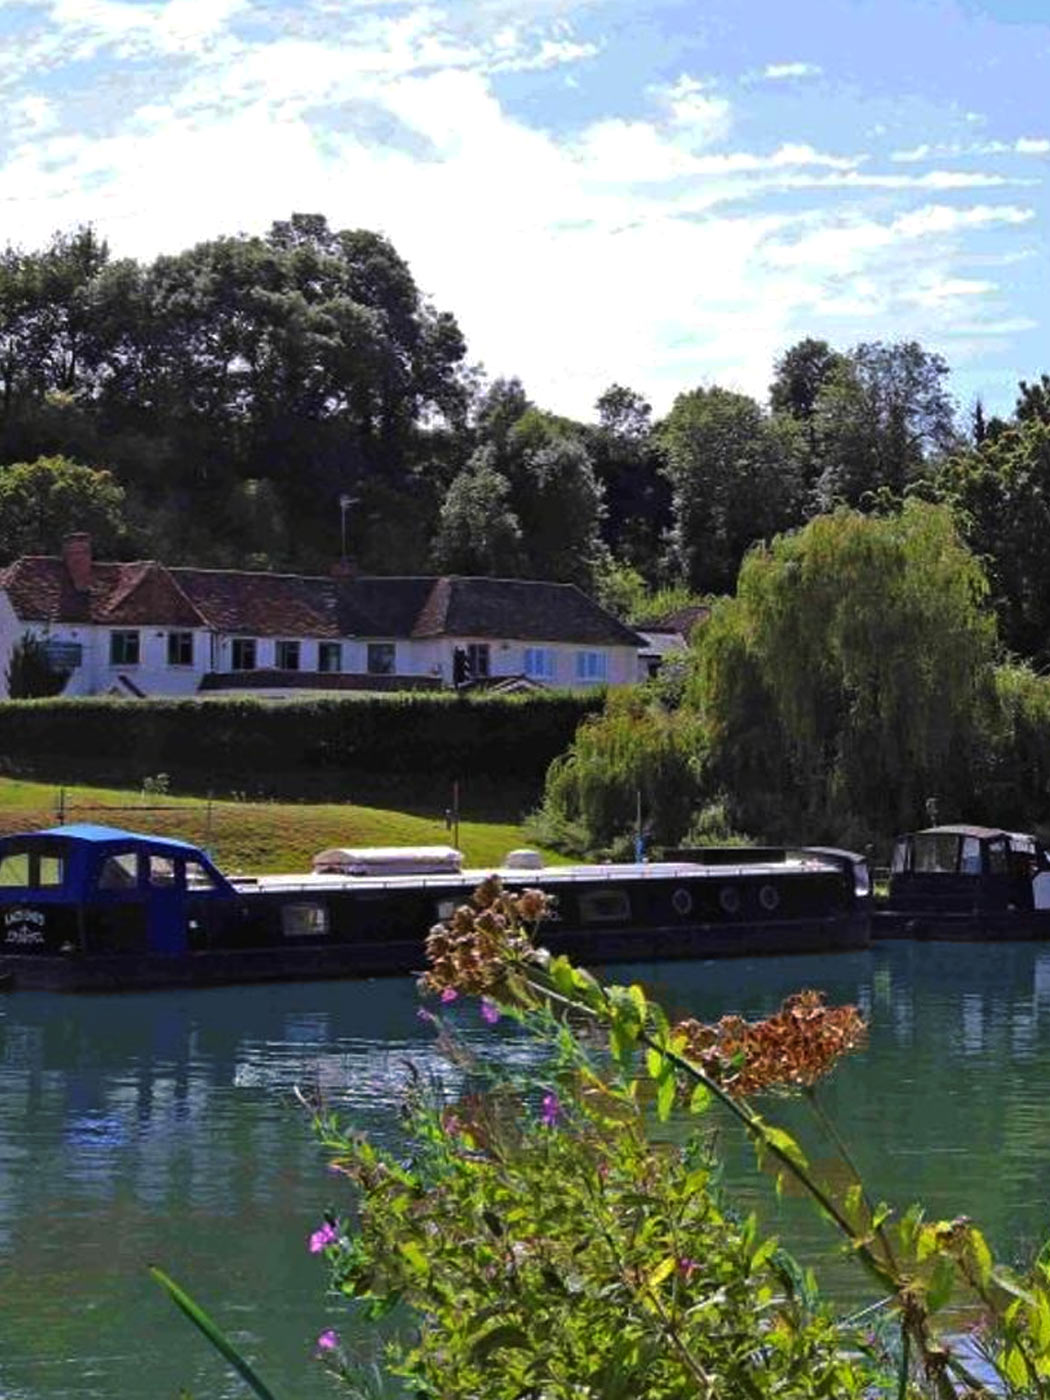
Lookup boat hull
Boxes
[0,910,869,992]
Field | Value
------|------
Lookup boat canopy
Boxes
[312,846,464,876]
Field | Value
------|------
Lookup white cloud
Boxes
[762,61,822,80]
[892,136,1050,161]
[0,0,1041,415]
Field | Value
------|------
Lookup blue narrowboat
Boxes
[0,824,871,991]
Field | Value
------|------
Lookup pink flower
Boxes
[441,987,459,1004]
[315,1328,340,1353]
[540,1092,562,1128]
[309,1221,338,1254]
[480,998,501,1025]
[677,1257,700,1280]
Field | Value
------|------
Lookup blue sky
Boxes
[1,0,1047,420]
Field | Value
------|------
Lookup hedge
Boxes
[0,690,604,796]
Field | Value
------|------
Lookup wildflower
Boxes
[674,990,866,1097]
[441,986,459,1004]
[315,1328,340,1353]
[480,998,501,1025]
[308,1221,339,1254]
[677,1257,700,1280]
[540,1091,562,1128]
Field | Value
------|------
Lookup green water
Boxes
[3,943,1050,1397]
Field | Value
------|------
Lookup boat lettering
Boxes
[4,907,46,945]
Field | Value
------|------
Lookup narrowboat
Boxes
[874,824,1050,941]
[0,824,871,991]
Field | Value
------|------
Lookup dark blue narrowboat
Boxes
[0,824,871,991]
[874,824,1050,941]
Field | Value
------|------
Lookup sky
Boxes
[1,0,1048,422]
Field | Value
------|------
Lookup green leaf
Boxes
[647,1256,677,1289]
[656,1072,676,1122]
[398,1240,429,1274]
[646,1047,665,1080]
[762,1125,809,1174]
[926,1253,955,1313]
[628,983,647,1020]
[549,955,576,998]
[149,1267,281,1400]
[751,1236,779,1271]
[688,1082,711,1115]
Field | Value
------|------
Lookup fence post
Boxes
[56,787,66,825]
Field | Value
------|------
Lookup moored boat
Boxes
[0,823,871,991]
[874,824,1050,941]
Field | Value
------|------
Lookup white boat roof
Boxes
[231,852,846,897]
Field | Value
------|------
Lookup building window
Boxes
[575,650,607,682]
[167,631,194,667]
[275,640,300,671]
[231,638,257,671]
[109,630,139,666]
[524,647,555,680]
[466,643,490,678]
[318,642,342,674]
[367,642,396,675]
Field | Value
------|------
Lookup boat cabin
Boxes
[884,824,1050,934]
[0,825,236,960]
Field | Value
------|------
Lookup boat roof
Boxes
[910,824,1032,841]
[11,823,205,853]
[233,852,849,895]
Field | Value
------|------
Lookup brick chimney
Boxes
[62,533,93,592]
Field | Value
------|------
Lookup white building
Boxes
[0,534,646,698]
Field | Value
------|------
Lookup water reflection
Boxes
[2,944,1050,1395]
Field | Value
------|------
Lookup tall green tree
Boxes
[940,417,1050,666]
[811,341,957,509]
[661,386,803,594]
[689,501,997,844]
[586,384,670,573]
[0,455,129,561]
[431,446,524,574]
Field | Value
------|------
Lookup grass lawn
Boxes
[0,777,559,874]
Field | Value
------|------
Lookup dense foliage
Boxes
[0,690,602,793]
[297,883,1050,1399]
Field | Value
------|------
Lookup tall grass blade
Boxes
[149,1265,281,1400]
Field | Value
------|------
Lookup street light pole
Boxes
[339,493,353,559]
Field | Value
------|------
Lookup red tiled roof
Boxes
[0,552,645,647]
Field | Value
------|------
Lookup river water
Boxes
[3,941,1050,1398]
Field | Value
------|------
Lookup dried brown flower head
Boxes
[674,990,866,1096]
[420,881,549,999]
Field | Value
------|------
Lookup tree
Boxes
[587,384,670,572]
[6,632,70,698]
[940,418,1050,666]
[0,455,128,560]
[430,446,524,574]
[689,501,997,844]
[660,386,804,593]
[810,341,958,509]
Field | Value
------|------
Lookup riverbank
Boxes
[0,776,558,873]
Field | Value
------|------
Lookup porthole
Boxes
[672,887,693,917]
[719,885,741,915]
[758,884,780,913]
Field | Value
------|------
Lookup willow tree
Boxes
[689,501,998,845]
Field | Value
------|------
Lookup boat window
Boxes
[38,854,64,887]
[579,889,631,923]
[147,855,177,887]
[98,852,139,891]
[987,839,1009,875]
[890,840,910,874]
[282,903,329,938]
[913,833,960,874]
[186,860,220,892]
[0,850,30,886]
[960,837,982,875]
